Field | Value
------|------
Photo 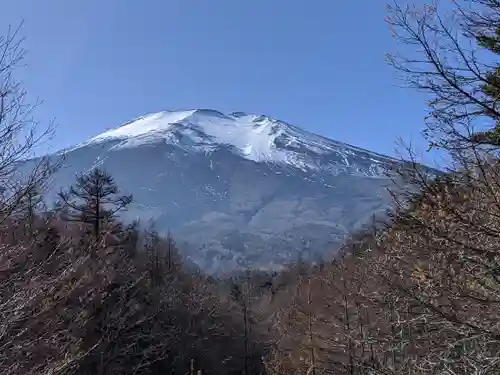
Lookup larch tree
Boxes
[58,167,132,241]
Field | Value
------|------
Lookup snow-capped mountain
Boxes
[68,109,398,177]
[41,109,404,274]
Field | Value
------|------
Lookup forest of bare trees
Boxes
[2,0,500,374]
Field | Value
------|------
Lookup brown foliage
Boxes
[261,164,500,375]
[0,214,267,375]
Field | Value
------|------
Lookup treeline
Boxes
[0,167,267,375]
[258,165,500,374]
[4,161,500,374]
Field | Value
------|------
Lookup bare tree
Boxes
[0,23,58,224]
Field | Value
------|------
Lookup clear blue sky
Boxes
[1,0,432,162]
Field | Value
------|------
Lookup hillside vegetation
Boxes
[3,0,500,374]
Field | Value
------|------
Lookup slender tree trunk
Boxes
[95,192,100,241]
[243,295,249,375]
[343,278,354,375]
[307,278,316,375]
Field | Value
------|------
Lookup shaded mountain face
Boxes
[35,109,403,274]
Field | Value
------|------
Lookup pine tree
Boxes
[58,168,132,241]
[453,2,500,145]
[386,0,500,150]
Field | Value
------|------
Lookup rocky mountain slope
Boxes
[36,109,405,274]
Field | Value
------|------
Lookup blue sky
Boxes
[1,0,432,162]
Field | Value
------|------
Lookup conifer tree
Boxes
[58,167,132,241]
[386,0,500,151]
[468,2,500,145]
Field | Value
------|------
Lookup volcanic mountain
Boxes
[37,109,403,274]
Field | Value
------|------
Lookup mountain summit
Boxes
[44,109,400,274]
[70,109,398,177]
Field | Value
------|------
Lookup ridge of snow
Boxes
[92,110,197,141]
[71,109,398,173]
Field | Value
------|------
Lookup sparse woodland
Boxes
[3,0,500,374]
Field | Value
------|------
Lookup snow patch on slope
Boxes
[93,110,195,141]
[73,109,398,175]
[80,109,288,162]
